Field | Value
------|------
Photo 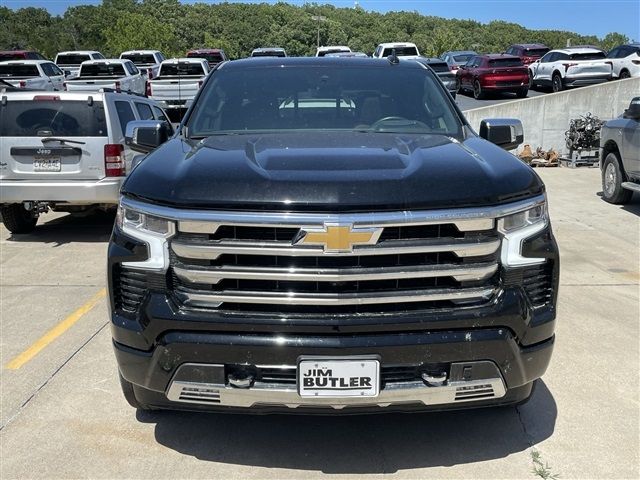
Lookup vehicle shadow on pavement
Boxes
[5,210,115,244]
[140,381,556,474]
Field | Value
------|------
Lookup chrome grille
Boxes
[168,211,502,312]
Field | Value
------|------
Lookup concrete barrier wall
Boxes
[462,77,640,154]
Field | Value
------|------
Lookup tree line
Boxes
[0,0,632,60]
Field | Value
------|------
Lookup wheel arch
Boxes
[601,140,627,176]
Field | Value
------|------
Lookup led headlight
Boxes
[116,202,175,270]
[498,199,548,267]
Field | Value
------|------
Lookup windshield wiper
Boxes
[41,137,86,145]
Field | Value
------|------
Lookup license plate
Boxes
[33,157,61,172]
[298,358,379,398]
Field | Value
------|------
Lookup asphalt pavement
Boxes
[456,87,546,110]
[0,168,638,479]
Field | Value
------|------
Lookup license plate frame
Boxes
[33,156,61,172]
[297,356,380,398]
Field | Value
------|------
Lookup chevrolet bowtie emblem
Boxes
[293,224,382,253]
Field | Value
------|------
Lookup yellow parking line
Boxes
[5,288,107,370]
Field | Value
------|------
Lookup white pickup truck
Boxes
[64,59,146,95]
[146,58,210,111]
[119,50,165,80]
[0,60,65,91]
[54,51,105,79]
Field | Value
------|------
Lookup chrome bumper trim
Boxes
[166,364,507,409]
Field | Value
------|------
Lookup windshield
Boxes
[488,58,523,67]
[56,54,91,66]
[252,51,286,57]
[0,64,39,77]
[159,63,204,76]
[80,63,126,76]
[187,65,461,137]
[0,100,108,137]
[523,48,549,57]
[425,62,450,73]
[121,54,157,65]
[569,52,606,60]
[0,53,27,61]
[317,49,350,57]
[453,54,473,63]
[382,46,418,57]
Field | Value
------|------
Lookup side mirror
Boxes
[479,118,524,150]
[623,97,640,120]
[125,120,172,153]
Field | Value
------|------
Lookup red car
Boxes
[186,49,228,68]
[456,54,529,99]
[0,50,48,61]
[505,43,550,65]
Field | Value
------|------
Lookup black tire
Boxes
[473,79,485,100]
[602,152,633,204]
[455,77,463,94]
[528,71,534,89]
[516,88,528,98]
[619,69,631,79]
[551,73,563,93]
[0,204,37,234]
[118,371,152,411]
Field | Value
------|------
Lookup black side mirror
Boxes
[479,118,524,150]
[125,120,172,153]
[623,97,640,120]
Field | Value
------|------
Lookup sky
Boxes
[4,0,640,41]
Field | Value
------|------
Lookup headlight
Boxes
[498,199,548,267]
[116,203,175,270]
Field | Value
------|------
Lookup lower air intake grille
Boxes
[454,384,495,401]
[178,386,221,404]
[113,266,148,313]
[503,262,554,308]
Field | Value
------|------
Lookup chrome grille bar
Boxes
[173,262,498,284]
[171,237,501,260]
[175,286,496,307]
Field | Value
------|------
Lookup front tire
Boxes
[602,152,633,204]
[473,79,485,99]
[551,73,563,93]
[516,88,528,98]
[0,204,37,234]
[619,69,631,79]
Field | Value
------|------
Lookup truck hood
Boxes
[122,132,543,211]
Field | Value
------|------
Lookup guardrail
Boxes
[462,77,640,154]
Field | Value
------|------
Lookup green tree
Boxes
[601,32,629,51]
[104,12,179,56]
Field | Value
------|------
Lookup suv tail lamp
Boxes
[145,81,152,97]
[562,63,578,71]
[105,144,125,177]
[115,81,121,93]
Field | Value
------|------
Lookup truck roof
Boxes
[377,42,418,48]
[0,60,52,66]
[187,49,223,54]
[56,50,102,55]
[120,50,162,56]
[220,56,426,70]
[161,58,208,65]
[80,59,132,66]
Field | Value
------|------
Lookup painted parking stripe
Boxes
[5,289,107,370]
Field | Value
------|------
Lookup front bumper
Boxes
[0,178,123,204]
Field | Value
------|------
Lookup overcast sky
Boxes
[5,0,640,41]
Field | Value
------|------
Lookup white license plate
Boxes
[33,157,61,172]
[298,358,380,398]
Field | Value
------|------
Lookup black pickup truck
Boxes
[109,57,559,413]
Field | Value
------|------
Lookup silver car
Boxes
[600,97,640,204]
[0,90,172,233]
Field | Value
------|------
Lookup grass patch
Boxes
[531,449,559,480]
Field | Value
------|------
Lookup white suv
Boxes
[0,91,172,233]
[606,43,640,79]
[528,47,612,92]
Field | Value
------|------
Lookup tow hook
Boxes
[421,371,448,387]
[22,201,50,216]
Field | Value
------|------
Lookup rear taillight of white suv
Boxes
[105,144,125,177]
[145,81,152,97]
